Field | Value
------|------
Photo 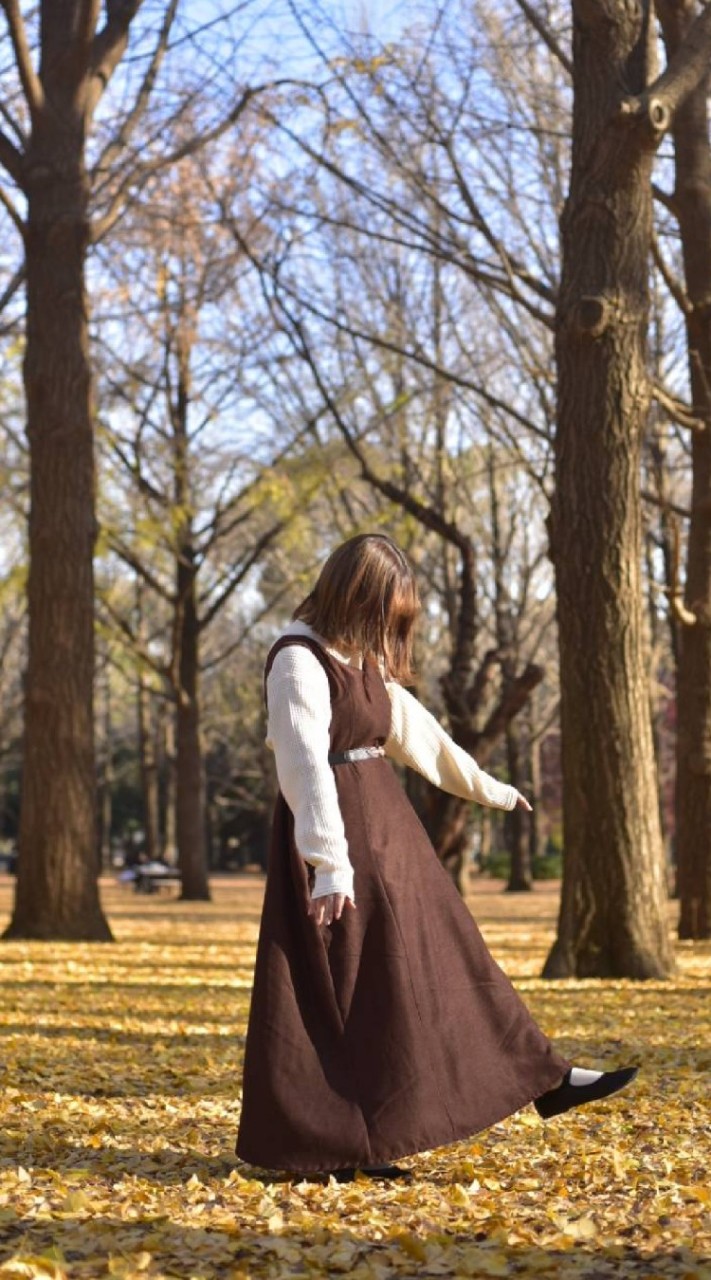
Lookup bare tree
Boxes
[242,246,548,888]
[94,152,328,897]
[544,0,711,978]
[253,0,709,968]
[0,2,271,938]
[655,0,711,940]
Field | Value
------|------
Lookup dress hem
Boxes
[234,1062,571,1176]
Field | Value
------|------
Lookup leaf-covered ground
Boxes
[0,875,709,1280]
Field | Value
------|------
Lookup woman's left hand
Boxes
[515,793,533,812]
[308,893,356,926]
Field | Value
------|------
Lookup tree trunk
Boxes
[4,107,110,941]
[135,581,160,863]
[527,707,543,864]
[487,445,532,892]
[644,521,669,853]
[98,669,112,873]
[426,790,473,893]
[175,550,210,899]
[505,723,532,891]
[162,704,178,866]
[171,332,209,901]
[545,0,672,978]
[658,0,711,940]
[428,562,543,884]
[137,671,161,864]
[479,806,492,871]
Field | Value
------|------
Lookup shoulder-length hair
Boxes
[293,533,420,683]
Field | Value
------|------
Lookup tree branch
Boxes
[106,435,168,506]
[198,521,285,633]
[91,81,280,240]
[668,516,697,626]
[476,662,545,756]
[460,648,499,718]
[87,0,143,117]
[309,346,471,553]
[0,264,25,325]
[200,581,294,673]
[75,0,101,53]
[641,488,690,520]
[651,227,691,316]
[652,181,679,217]
[265,100,557,326]
[92,0,178,172]
[0,99,26,148]
[511,0,572,76]
[98,592,168,680]
[0,182,25,239]
[621,0,711,133]
[0,128,24,186]
[0,0,44,117]
[652,379,705,432]
[196,413,326,560]
[440,136,555,329]
[247,247,549,443]
[106,535,173,603]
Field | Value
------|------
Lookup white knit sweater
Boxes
[266,622,519,901]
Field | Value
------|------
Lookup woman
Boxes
[236,534,637,1179]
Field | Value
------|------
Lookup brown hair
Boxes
[293,533,420,682]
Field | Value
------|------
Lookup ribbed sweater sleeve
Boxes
[384,681,519,811]
[266,646,355,901]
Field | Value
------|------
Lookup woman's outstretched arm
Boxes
[384,681,527,811]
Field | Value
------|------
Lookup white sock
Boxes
[569,1067,604,1086]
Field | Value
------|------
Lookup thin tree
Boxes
[656,0,711,940]
[0,2,268,938]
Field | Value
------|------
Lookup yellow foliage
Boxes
[0,879,709,1279]
[0,565,27,605]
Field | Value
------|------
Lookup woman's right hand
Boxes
[308,892,356,926]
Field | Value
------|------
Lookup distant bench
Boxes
[131,866,181,895]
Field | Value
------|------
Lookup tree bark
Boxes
[505,724,532,891]
[644,520,669,853]
[479,806,492,871]
[488,446,532,892]
[137,670,160,865]
[527,705,544,864]
[135,581,161,864]
[545,0,673,977]
[3,94,111,940]
[175,546,209,899]
[161,703,178,866]
[98,667,112,873]
[658,0,711,940]
[172,336,210,901]
[426,789,473,893]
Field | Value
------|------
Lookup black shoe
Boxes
[361,1163,412,1181]
[329,1163,411,1182]
[534,1066,639,1119]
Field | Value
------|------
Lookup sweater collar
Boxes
[280,620,364,669]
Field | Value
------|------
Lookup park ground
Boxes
[0,876,709,1280]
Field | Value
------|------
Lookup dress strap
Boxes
[263,635,339,706]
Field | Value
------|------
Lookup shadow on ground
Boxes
[0,1213,704,1280]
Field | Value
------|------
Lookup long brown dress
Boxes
[236,636,570,1173]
